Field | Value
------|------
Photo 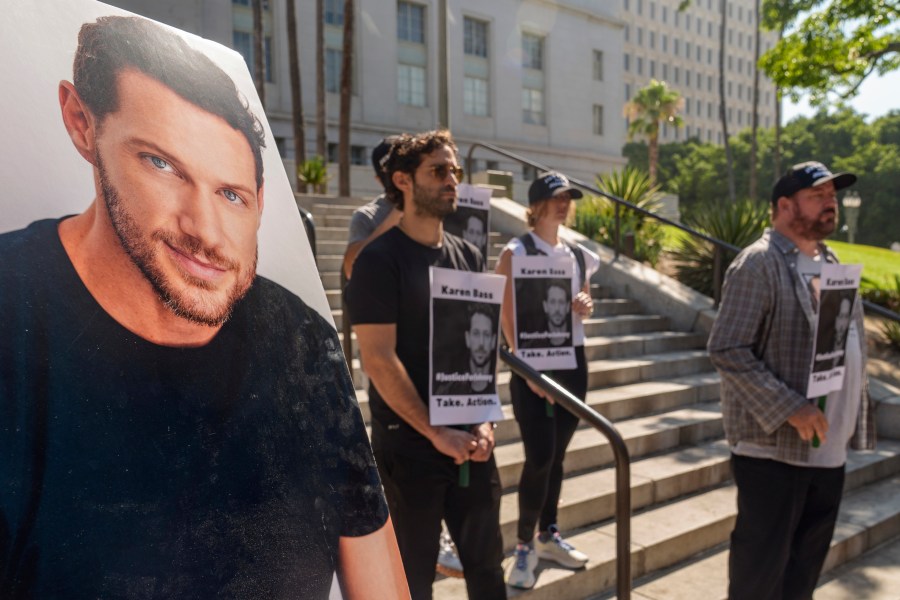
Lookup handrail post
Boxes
[713,246,723,308]
[614,201,621,261]
[500,347,631,599]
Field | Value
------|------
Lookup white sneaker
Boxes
[436,531,464,578]
[505,543,538,589]
[535,526,588,569]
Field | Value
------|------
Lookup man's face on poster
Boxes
[543,284,569,329]
[463,215,485,249]
[835,298,852,345]
[465,311,495,368]
[85,69,264,326]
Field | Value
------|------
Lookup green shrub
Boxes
[669,199,769,297]
[298,156,330,194]
[861,274,900,351]
[572,167,666,266]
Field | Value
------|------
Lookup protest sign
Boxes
[443,183,492,265]
[807,263,863,398]
[511,255,577,370]
[429,266,506,426]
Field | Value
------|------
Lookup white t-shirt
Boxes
[503,232,601,346]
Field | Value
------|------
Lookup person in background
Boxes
[495,172,600,590]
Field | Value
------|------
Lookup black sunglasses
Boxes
[427,164,465,181]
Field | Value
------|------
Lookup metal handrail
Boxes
[500,346,631,599]
[465,141,900,323]
[298,207,317,263]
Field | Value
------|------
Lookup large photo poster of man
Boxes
[0,2,406,598]
[429,267,506,426]
[442,182,492,264]
[807,263,863,397]
[511,255,577,370]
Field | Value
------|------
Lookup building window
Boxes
[464,17,488,57]
[662,34,668,52]
[327,143,367,165]
[650,1,656,18]
[233,31,274,83]
[624,53,630,72]
[464,76,489,116]
[637,27,643,46]
[674,39,680,56]
[522,88,544,125]
[397,2,427,106]
[637,56,643,75]
[685,69,691,87]
[398,64,426,106]
[593,104,604,136]
[324,0,344,26]
[662,6,668,22]
[325,47,341,93]
[625,83,631,102]
[397,1,424,43]
[662,63,668,80]
[593,50,604,81]
[674,66,680,83]
[650,59,656,77]
[650,31,655,49]
[522,33,543,69]
[464,17,490,116]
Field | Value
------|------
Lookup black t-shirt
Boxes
[0,219,388,599]
[345,227,483,459]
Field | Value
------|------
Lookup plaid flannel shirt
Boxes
[708,229,875,464]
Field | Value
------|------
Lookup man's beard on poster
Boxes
[98,152,257,327]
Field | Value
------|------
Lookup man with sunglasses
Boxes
[346,130,506,599]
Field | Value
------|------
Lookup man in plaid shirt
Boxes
[708,161,875,600]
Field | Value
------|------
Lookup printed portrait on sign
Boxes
[0,3,403,599]
[432,300,500,396]
[444,206,489,261]
[812,288,857,373]
[515,277,573,350]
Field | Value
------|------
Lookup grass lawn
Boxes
[660,226,899,289]
[827,240,900,288]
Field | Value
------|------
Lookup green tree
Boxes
[760,0,900,106]
[623,79,684,184]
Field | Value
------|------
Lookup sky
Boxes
[781,67,900,124]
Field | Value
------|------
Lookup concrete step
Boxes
[319,214,352,228]
[317,239,350,256]
[583,315,669,338]
[353,372,720,442]
[622,453,900,600]
[349,348,713,395]
[493,402,724,489]
[496,440,734,552]
[433,444,900,600]
[591,298,644,317]
[317,226,353,243]
[815,535,900,600]
[312,203,361,217]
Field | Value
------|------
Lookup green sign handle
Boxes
[459,460,470,488]
[545,400,554,417]
[811,396,827,448]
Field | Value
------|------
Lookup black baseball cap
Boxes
[528,171,584,205]
[371,136,399,187]
[771,161,856,204]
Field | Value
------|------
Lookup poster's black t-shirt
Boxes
[345,227,483,459]
[0,219,388,599]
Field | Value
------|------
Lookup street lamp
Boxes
[842,191,862,244]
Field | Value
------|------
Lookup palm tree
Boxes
[338,0,354,196]
[251,0,265,106]
[718,0,736,203]
[749,0,761,202]
[315,0,327,183]
[623,79,684,184]
[286,0,307,192]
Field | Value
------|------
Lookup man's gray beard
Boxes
[98,154,257,327]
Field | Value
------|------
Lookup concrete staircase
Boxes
[298,193,900,600]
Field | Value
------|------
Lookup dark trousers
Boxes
[729,454,845,600]
[373,444,506,600]
[510,346,587,542]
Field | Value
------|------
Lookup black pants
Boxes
[510,346,587,542]
[729,454,845,600]
[373,444,506,600]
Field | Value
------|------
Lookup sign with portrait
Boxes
[443,183,492,266]
[807,263,863,398]
[429,267,506,426]
[511,255,577,370]
[0,2,397,598]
